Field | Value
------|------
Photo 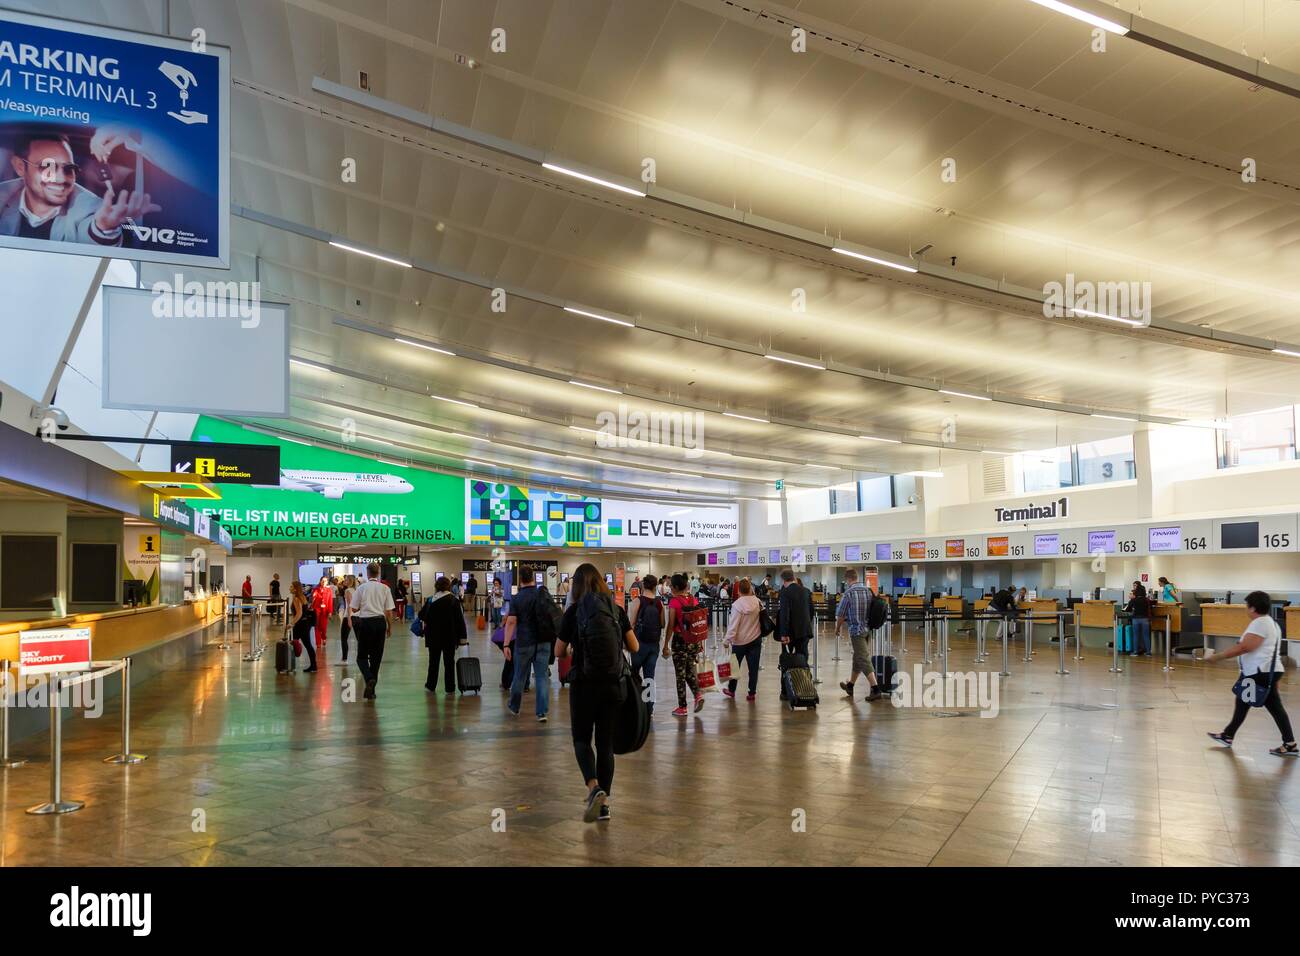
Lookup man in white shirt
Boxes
[349,563,395,700]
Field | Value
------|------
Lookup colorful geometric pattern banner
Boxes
[467,482,602,547]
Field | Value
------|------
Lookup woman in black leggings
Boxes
[1206,590,1296,757]
[555,562,638,824]
[289,581,318,672]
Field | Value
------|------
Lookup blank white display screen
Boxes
[102,285,289,416]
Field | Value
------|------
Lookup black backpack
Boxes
[866,594,887,631]
[576,592,626,683]
[634,595,662,643]
[532,587,564,645]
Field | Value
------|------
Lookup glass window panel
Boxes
[858,476,893,511]
[1219,407,1297,468]
[1016,446,1073,492]
[1076,435,1136,484]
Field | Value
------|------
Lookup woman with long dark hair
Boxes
[289,580,317,672]
[419,576,467,693]
[555,562,638,823]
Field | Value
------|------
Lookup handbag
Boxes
[1233,628,1280,708]
[696,656,719,692]
[715,644,736,685]
[292,638,303,657]
[759,608,775,638]
[410,615,424,638]
[490,626,506,648]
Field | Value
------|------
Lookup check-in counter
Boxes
[898,595,925,608]
[1286,606,1300,642]
[1076,600,1116,650]
[1202,603,1250,651]
[974,598,992,613]
[0,595,226,684]
[935,596,964,615]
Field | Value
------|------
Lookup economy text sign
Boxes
[0,11,230,267]
[171,441,280,484]
[19,627,91,676]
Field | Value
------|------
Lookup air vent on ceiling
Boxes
[983,457,1008,496]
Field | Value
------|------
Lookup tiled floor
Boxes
[2,616,1298,867]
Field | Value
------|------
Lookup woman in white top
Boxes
[722,578,763,701]
[1206,590,1296,757]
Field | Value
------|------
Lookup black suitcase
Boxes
[871,655,897,692]
[456,644,482,694]
[778,648,817,709]
[276,637,295,674]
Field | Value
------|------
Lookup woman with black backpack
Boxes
[555,563,640,823]
[628,575,663,716]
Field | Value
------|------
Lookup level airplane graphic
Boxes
[254,470,414,500]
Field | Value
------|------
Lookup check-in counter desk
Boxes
[1287,606,1300,643]
[1201,603,1250,652]
[0,595,226,689]
[1149,604,1183,652]
[1020,598,1064,642]
[1076,600,1116,650]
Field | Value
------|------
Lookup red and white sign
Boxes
[19,628,92,677]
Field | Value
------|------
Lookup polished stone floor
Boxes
[1,614,1298,867]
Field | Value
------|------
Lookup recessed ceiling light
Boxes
[831,246,919,274]
[902,470,944,478]
[939,389,992,401]
[1091,413,1138,422]
[669,508,691,516]
[722,412,769,423]
[1026,0,1129,35]
[765,353,826,371]
[289,358,328,371]
[859,435,901,444]
[396,338,454,356]
[541,162,646,197]
[568,379,622,395]
[564,455,600,464]
[366,437,395,446]
[328,240,412,268]
[568,425,600,434]
[564,306,635,328]
[1273,348,1300,358]
[806,464,837,470]
[431,394,477,407]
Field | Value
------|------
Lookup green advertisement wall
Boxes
[191,417,465,544]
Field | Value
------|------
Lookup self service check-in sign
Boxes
[170,441,280,484]
[19,628,92,676]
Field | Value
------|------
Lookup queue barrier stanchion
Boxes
[1056,614,1069,675]
[1073,609,1084,661]
[1023,613,1034,662]
[26,674,84,815]
[921,613,932,665]
[1,659,27,769]
[1110,616,1124,674]
[939,612,949,678]
[812,615,820,685]
[1163,616,1173,672]
[999,617,1011,677]
[99,657,146,765]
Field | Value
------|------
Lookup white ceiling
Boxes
[15,0,1300,499]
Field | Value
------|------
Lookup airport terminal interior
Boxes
[4,0,1300,877]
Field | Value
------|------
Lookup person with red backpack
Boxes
[628,575,664,716]
[664,572,707,717]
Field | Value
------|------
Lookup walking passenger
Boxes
[664,573,704,717]
[555,563,637,823]
[338,575,356,665]
[723,578,761,701]
[1206,590,1296,757]
[504,566,552,722]
[419,576,466,693]
[777,569,812,659]
[628,575,663,715]
[288,580,317,672]
[312,574,334,649]
[349,563,395,701]
[834,569,882,702]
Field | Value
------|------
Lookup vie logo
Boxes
[49,886,152,936]
[126,224,177,244]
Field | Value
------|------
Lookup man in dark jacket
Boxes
[419,576,467,693]
[777,569,812,658]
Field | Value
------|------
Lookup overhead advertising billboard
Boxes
[467,483,739,550]
[103,285,289,416]
[190,417,464,543]
[0,11,229,267]
[170,440,280,484]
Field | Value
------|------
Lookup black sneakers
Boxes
[840,681,854,699]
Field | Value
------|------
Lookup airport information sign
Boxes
[0,11,230,267]
[170,441,279,484]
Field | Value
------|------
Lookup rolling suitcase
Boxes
[871,655,897,692]
[276,634,296,674]
[777,649,818,710]
[456,643,483,695]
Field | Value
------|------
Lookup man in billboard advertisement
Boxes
[0,11,229,266]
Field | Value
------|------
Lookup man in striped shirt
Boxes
[835,569,882,702]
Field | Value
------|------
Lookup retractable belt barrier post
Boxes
[1056,615,1069,675]
[939,612,949,678]
[812,616,820,685]
[1,659,26,769]
[26,674,83,816]
[1023,613,1034,662]
[102,657,146,765]
[1074,609,1084,661]
[1000,617,1011,677]
[1110,616,1124,673]
[1163,616,1174,672]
